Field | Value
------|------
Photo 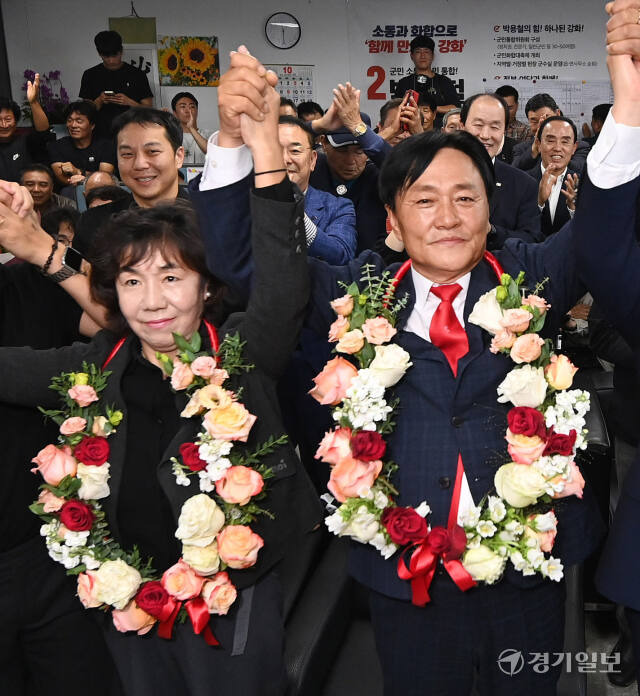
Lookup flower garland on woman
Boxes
[312,261,589,604]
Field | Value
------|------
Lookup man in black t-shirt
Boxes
[48,100,115,187]
[79,30,153,137]
[392,36,460,128]
[0,74,53,182]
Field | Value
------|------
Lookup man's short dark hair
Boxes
[171,92,198,111]
[297,101,323,119]
[111,107,183,152]
[379,98,403,126]
[417,93,437,112]
[85,185,131,208]
[41,207,80,240]
[94,30,122,56]
[90,201,224,334]
[278,115,314,147]
[536,115,577,143]
[592,103,612,124]
[20,163,55,183]
[460,93,509,130]
[280,97,296,110]
[0,98,20,121]
[64,100,97,124]
[378,130,495,211]
[495,85,519,103]
[524,93,559,116]
[410,36,435,53]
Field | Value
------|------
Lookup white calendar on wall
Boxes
[264,64,315,103]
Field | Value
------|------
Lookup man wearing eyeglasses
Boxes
[279,115,356,264]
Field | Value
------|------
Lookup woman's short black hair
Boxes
[90,201,224,335]
[378,130,495,211]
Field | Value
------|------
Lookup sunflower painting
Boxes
[157,36,219,86]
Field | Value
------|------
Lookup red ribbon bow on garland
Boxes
[155,595,220,646]
[397,524,476,607]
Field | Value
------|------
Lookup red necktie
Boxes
[429,284,469,377]
[430,285,469,526]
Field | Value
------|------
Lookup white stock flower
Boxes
[415,501,431,518]
[368,344,413,388]
[497,365,548,408]
[504,520,524,535]
[476,520,497,538]
[343,505,380,543]
[83,554,100,570]
[373,490,389,509]
[468,288,504,335]
[325,509,348,535]
[488,496,506,523]
[509,550,527,572]
[461,506,481,528]
[532,511,558,533]
[175,494,225,547]
[526,548,544,569]
[540,556,564,581]
[370,532,397,559]
[94,559,142,610]
[77,462,111,500]
[64,530,90,548]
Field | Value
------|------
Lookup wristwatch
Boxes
[351,121,368,137]
[47,246,86,283]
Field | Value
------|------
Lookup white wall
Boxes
[2,0,610,131]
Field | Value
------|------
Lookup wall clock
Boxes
[265,12,301,50]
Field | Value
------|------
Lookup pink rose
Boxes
[190,356,218,379]
[327,455,383,502]
[171,361,194,390]
[545,354,578,391]
[201,572,237,615]
[328,316,349,342]
[510,333,544,364]
[551,461,585,499]
[362,317,397,345]
[336,329,365,355]
[162,559,205,600]
[112,600,156,635]
[38,489,65,512]
[315,427,352,465]
[31,444,77,485]
[208,368,229,386]
[490,329,516,354]
[215,466,264,505]
[60,417,87,436]
[500,308,532,334]
[505,429,547,465]
[217,526,264,569]
[309,357,358,406]
[522,294,550,315]
[77,571,101,608]
[330,294,354,316]
[203,402,257,442]
[67,385,99,408]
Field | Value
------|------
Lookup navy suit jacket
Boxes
[574,173,640,610]
[527,164,578,238]
[490,159,543,246]
[192,174,604,601]
[305,185,357,264]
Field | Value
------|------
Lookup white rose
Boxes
[494,463,547,508]
[175,494,225,547]
[368,344,413,388]
[344,505,380,543]
[94,559,142,610]
[182,541,220,576]
[468,288,504,335]
[497,365,548,408]
[77,462,111,500]
[462,544,506,584]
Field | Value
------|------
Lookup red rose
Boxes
[74,436,110,467]
[59,500,94,531]
[426,525,466,560]
[179,443,207,472]
[507,407,546,438]
[426,526,451,554]
[381,506,428,546]
[135,581,170,618]
[350,431,387,462]
[543,429,577,456]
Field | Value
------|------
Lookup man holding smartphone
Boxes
[79,30,154,138]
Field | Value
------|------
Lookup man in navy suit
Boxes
[460,93,543,248]
[573,1,640,688]
[526,116,580,238]
[190,50,606,695]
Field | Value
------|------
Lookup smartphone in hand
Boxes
[402,90,419,131]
